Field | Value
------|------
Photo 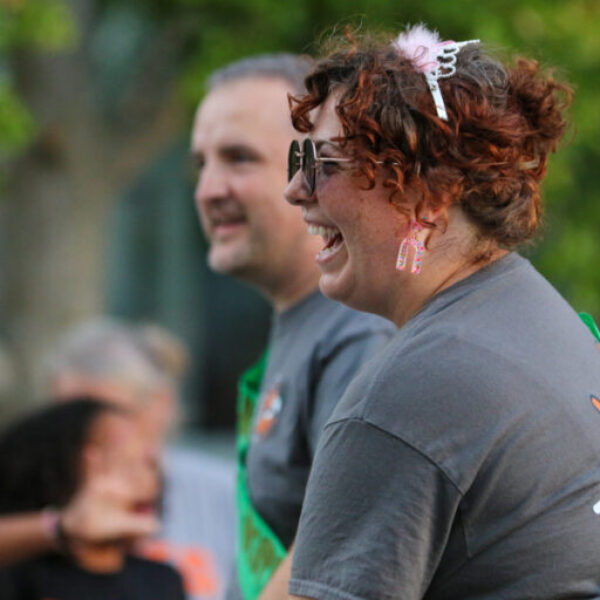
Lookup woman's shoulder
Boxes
[330,306,600,489]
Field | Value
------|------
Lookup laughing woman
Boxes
[284,25,600,600]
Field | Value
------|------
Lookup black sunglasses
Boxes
[288,139,397,195]
[287,139,352,195]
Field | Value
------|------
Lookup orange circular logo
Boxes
[255,387,282,437]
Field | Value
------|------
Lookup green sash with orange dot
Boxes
[236,351,287,600]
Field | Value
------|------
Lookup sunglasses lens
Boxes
[302,138,316,193]
[287,140,301,182]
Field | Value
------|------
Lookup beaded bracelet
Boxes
[41,508,70,552]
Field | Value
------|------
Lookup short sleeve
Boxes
[290,418,462,600]
[307,332,390,457]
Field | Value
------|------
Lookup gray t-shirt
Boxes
[291,254,600,600]
[226,291,394,600]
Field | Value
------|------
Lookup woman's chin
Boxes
[318,271,356,309]
[319,271,385,318]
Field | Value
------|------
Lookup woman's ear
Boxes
[417,207,449,249]
[418,202,449,226]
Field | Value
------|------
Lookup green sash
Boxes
[580,312,600,343]
[236,352,287,600]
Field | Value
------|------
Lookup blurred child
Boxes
[48,318,235,600]
[0,398,185,599]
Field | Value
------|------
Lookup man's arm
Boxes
[258,544,294,600]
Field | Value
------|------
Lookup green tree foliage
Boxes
[0,83,34,162]
[0,0,75,182]
[2,0,599,317]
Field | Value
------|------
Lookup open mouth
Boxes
[133,500,158,516]
[212,215,245,227]
[205,201,247,235]
[308,224,344,259]
[209,213,246,238]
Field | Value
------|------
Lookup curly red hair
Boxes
[290,32,572,248]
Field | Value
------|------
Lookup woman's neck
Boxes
[389,212,508,328]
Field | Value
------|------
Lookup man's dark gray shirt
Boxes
[226,291,394,600]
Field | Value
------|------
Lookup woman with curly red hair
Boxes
[284,25,600,599]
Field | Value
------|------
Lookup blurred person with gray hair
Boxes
[48,318,187,452]
[191,53,393,600]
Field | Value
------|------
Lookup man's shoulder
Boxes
[312,295,395,346]
[278,292,394,365]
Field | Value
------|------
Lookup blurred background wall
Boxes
[0,0,598,430]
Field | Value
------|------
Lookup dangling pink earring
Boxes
[396,220,425,274]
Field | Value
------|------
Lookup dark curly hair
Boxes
[0,398,123,513]
[290,30,572,248]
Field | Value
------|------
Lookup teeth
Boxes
[319,245,339,258]
[307,224,340,242]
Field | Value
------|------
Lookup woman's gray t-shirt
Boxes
[291,253,600,600]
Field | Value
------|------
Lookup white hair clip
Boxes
[393,24,479,121]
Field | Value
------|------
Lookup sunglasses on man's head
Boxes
[287,139,352,195]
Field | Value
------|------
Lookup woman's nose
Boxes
[284,170,313,206]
